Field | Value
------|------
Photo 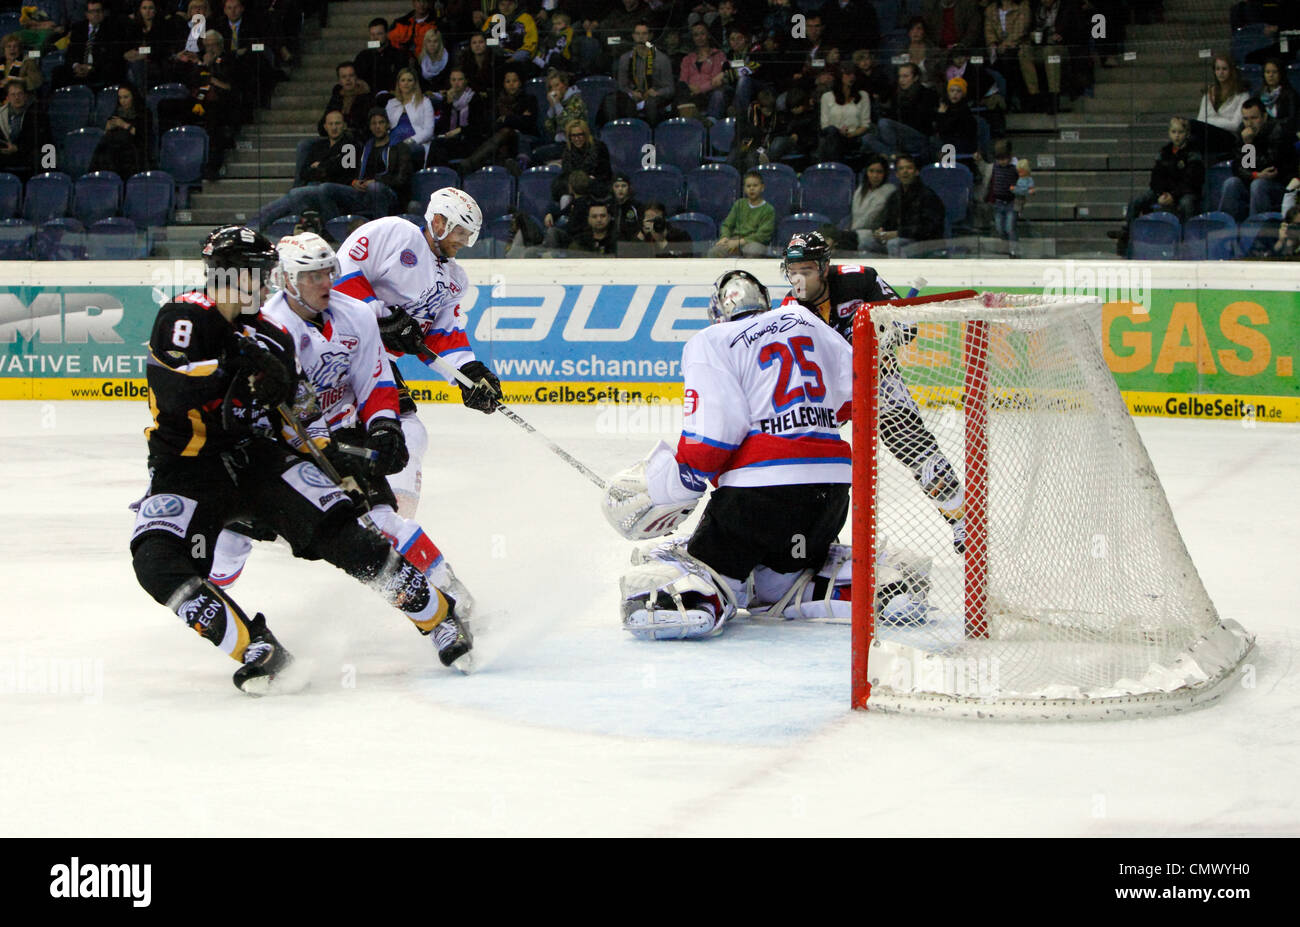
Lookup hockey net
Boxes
[851,292,1253,720]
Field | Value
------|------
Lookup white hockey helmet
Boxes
[272,233,339,306]
[709,269,771,323]
[425,187,482,248]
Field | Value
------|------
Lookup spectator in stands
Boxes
[354,18,407,101]
[1109,120,1204,251]
[551,117,610,200]
[900,17,943,89]
[253,109,356,228]
[923,0,983,51]
[720,23,762,119]
[848,155,897,250]
[677,21,726,121]
[986,139,1019,242]
[626,200,693,257]
[321,61,374,137]
[215,0,278,108]
[771,86,820,166]
[1089,0,1127,69]
[2,33,42,92]
[1194,55,1250,160]
[823,0,882,56]
[533,9,574,73]
[318,107,414,220]
[543,169,595,247]
[1265,205,1300,258]
[570,201,619,255]
[1258,58,1298,134]
[54,0,126,91]
[867,63,937,162]
[534,68,586,163]
[983,0,1031,109]
[88,81,151,177]
[386,67,436,159]
[388,0,437,60]
[787,10,834,98]
[615,21,675,125]
[816,65,872,163]
[415,27,452,96]
[708,170,775,257]
[0,79,47,181]
[1019,0,1085,114]
[945,45,1006,137]
[123,0,171,91]
[14,6,64,54]
[158,29,241,178]
[166,0,208,83]
[1242,1,1300,66]
[853,49,894,112]
[609,172,641,241]
[481,0,538,66]
[424,67,489,168]
[1219,97,1297,220]
[600,0,655,48]
[730,85,777,171]
[933,76,978,170]
[456,30,503,94]
[868,153,946,256]
[458,64,535,174]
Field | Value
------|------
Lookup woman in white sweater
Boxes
[1197,56,1249,132]
[816,67,872,163]
[386,68,437,162]
[850,156,897,251]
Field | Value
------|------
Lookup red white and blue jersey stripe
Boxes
[332,216,477,372]
[261,289,399,430]
[675,304,852,490]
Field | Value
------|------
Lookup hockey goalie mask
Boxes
[709,270,771,323]
[273,233,339,314]
[425,187,482,251]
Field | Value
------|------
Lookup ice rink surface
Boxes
[1,400,1296,837]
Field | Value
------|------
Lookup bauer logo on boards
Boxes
[49,858,151,907]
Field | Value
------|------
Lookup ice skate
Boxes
[232,615,309,696]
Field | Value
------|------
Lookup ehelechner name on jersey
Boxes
[730,311,815,348]
[759,405,839,434]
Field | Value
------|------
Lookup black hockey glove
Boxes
[457,360,501,414]
[377,305,427,356]
[365,417,409,477]
[325,439,372,495]
[230,334,293,407]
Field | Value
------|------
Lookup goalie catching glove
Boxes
[457,360,501,414]
[602,441,703,540]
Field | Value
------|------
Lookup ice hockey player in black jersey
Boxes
[129,225,472,695]
[779,231,967,552]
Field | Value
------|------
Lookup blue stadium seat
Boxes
[93,86,122,128]
[0,218,34,259]
[1290,63,1300,95]
[48,86,93,140]
[410,166,460,212]
[753,163,799,219]
[1204,160,1234,210]
[36,218,87,260]
[0,172,21,218]
[264,215,299,241]
[325,214,368,245]
[62,128,106,181]
[799,162,855,227]
[773,212,831,249]
[668,211,717,247]
[1231,25,1273,65]
[23,172,73,223]
[461,166,516,221]
[123,171,175,227]
[484,213,515,243]
[1238,211,1283,256]
[1180,211,1238,260]
[39,49,65,86]
[653,118,706,173]
[1129,212,1181,260]
[73,171,123,225]
[576,75,616,128]
[629,165,686,215]
[873,0,901,33]
[526,77,550,136]
[0,12,20,35]
[517,164,560,216]
[146,83,190,123]
[158,126,208,202]
[706,118,735,161]
[600,119,653,175]
[685,163,741,224]
[86,217,149,259]
[920,162,973,236]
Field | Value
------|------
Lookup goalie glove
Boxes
[602,442,702,540]
[377,305,427,356]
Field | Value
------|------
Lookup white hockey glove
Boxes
[602,442,701,541]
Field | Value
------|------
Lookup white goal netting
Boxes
[852,293,1253,720]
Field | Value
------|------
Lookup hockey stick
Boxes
[414,346,609,491]
[276,402,384,534]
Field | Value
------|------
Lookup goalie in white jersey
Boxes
[209,233,477,627]
[601,270,929,640]
[333,188,502,516]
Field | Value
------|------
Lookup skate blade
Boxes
[237,661,313,697]
[448,649,476,674]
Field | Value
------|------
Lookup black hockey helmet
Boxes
[202,225,279,275]
[709,269,771,323]
[781,230,830,278]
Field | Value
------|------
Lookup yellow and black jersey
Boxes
[144,291,297,459]
[785,264,899,344]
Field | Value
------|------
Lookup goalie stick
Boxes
[414,345,610,491]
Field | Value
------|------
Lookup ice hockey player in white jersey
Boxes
[207,233,475,659]
[333,188,501,516]
[601,270,929,640]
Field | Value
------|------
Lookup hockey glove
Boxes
[457,360,501,414]
[325,439,372,496]
[365,417,409,477]
[377,305,427,356]
[230,334,293,407]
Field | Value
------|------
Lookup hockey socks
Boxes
[167,577,260,663]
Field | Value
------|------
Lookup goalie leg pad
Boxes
[750,543,853,620]
[619,554,740,641]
